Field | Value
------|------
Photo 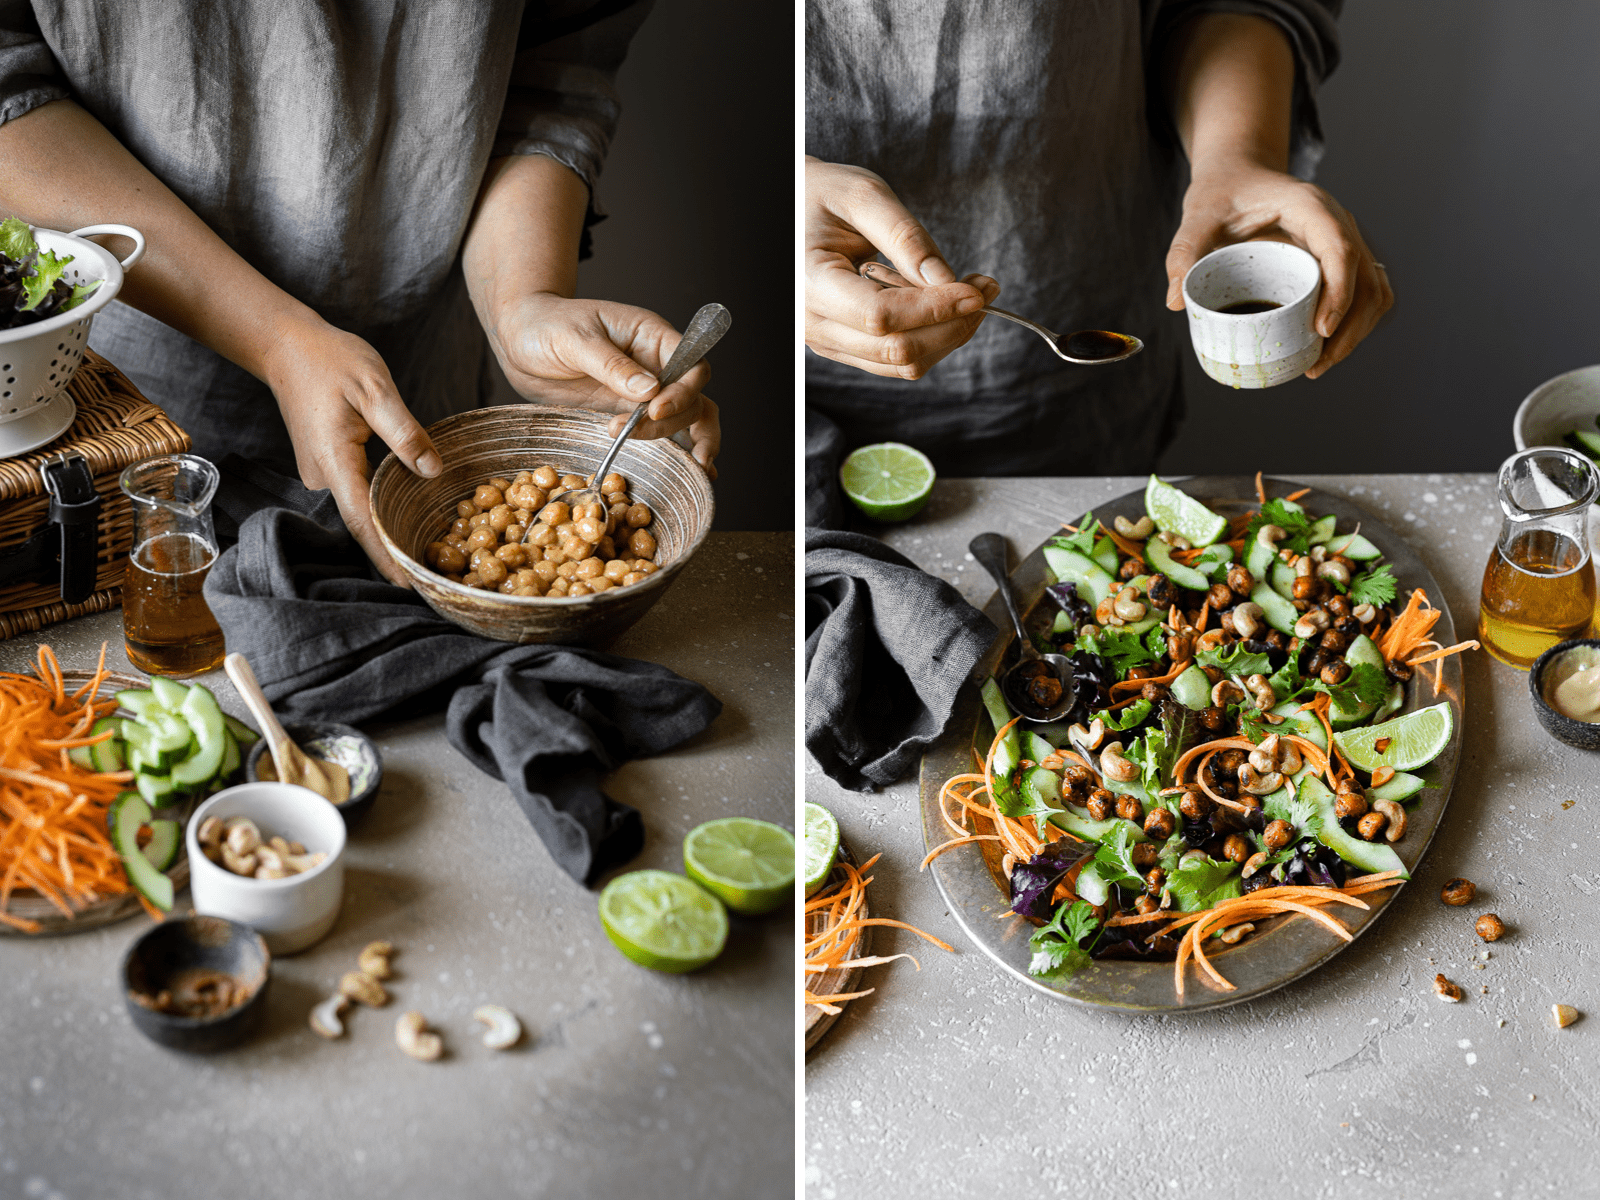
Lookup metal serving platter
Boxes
[917,476,1465,1012]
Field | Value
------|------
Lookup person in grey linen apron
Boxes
[805,0,1393,479]
[0,0,720,583]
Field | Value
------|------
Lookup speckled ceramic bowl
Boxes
[1529,638,1600,750]
[369,404,714,646]
[244,721,383,827]
[121,915,270,1052]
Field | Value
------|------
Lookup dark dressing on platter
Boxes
[1215,299,1282,315]
[1063,329,1141,360]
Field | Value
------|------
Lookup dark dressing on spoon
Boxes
[1062,329,1143,361]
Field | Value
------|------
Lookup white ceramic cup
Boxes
[187,782,347,955]
[1182,241,1323,389]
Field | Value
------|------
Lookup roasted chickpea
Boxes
[484,504,512,534]
[1144,867,1166,894]
[487,475,511,492]
[609,501,631,528]
[474,484,504,510]
[1144,808,1176,839]
[1440,878,1477,906]
[444,531,466,548]
[1114,794,1143,823]
[1475,913,1505,941]
[447,517,471,540]
[512,470,533,485]
[587,576,613,593]
[1356,812,1388,841]
[625,502,652,529]
[504,524,526,545]
[556,561,580,580]
[1086,789,1116,821]
[560,536,587,560]
[601,472,627,494]
[499,578,517,594]
[529,523,557,548]
[1222,834,1251,863]
[462,571,482,588]
[1262,819,1295,852]
[538,501,570,527]
[596,535,616,560]
[469,511,493,530]
[629,529,657,559]
[545,578,568,597]
[634,560,658,576]
[532,560,558,584]
[568,582,592,597]
[456,500,478,519]
[1133,894,1161,915]
[514,568,540,587]
[506,482,546,511]
[604,559,629,581]
[513,584,539,596]
[425,541,446,567]
[575,556,605,580]
[1178,789,1212,820]
[621,572,644,586]
[533,465,560,489]
[465,527,498,553]
[1333,782,1367,821]
[435,543,467,573]
[560,473,585,490]
[495,543,528,569]
[478,558,509,585]
[1129,842,1160,871]
[576,517,605,544]
[470,547,496,571]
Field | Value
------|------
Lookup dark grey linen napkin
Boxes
[803,414,995,791]
[203,457,721,885]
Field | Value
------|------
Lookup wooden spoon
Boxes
[222,653,350,805]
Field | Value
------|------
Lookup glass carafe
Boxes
[119,454,225,677]
[1477,446,1598,669]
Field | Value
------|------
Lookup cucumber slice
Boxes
[1074,860,1110,906]
[1043,546,1115,606]
[145,713,194,757]
[222,714,261,746]
[1023,732,1056,764]
[89,719,125,773]
[1171,665,1213,710]
[1143,537,1209,592]
[114,688,159,716]
[108,792,175,910]
[67,744,96,770]
[140,815,180,871]
[1052,610,1074,635]
[1302,775,1408,878]
[1119,615,1162,638]
[135,771,178,807]
[1325,532,1381,561]
[1048,809,1146,845]
[149,676,190,711]
[1375,681,1405,722]
[1269,700,1328,750]
[1191,543,1234,580]
[1244,535,1277,582]
[1307,514,1338,545]
[1346,634,1384,669]
[1328,634,1384,729]
[170,685,227,789]
[219,728,241,780]
[1022,766,1063,821]
[1250,582,1298,635]
[1369,772,1426,803]
[1091,537,1119,575]
[1269,558,1297,602]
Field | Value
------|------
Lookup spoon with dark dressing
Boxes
[969,532,1076,724]
[858,262,1143,365]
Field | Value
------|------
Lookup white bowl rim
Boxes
[1512,363,1600,451]
[0,225,128,344]
[186,781,347,889]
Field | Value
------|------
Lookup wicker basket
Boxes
[0,351,189,639]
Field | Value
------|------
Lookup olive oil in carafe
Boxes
[1477,529,1596,668]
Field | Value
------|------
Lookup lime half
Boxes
[804,802,841,898]
[598,870,729,973]
[683,818,795,915]
[1333,702,1454,772]
[840,443,935,522]
[1144,475,1228,547]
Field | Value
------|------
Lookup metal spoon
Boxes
[533,302,732,533]
[858,262,1143,365]
[969,532,1076,723]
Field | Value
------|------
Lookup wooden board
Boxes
[804,842,869,1053]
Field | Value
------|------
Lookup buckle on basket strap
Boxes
[0,453,102,604]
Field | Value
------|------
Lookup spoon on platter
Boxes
[857,262,1143,365]
[969,532,1077,724]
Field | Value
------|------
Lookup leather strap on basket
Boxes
[0,453,102,604]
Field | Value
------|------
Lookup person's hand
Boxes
[263,315,440,586]
[805,157,1000,380]
[486,293,720,478]
[1164,162,1393,379]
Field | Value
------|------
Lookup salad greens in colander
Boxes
[0,217,100,329]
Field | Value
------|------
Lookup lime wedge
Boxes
[598,870,728,973]
[804,802,840,898]
[683,818,795,915]
[840,443,935,522]
[1332,702,1454,772]
[1144,475,1228,547]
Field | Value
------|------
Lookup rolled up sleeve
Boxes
[0,1,69,129]
[497,0,654,243]
[1151,0,1341,179]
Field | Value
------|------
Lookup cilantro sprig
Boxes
[1313,660,1391,710]
[1078,623,1165,675]
[1050,512,1104,561]
[1348,563,1397,608]
[1028,898,1101,982]
[1244,499,1315,556]
[1091,699,1151,732]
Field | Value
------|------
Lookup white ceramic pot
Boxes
[186,782,348,955]
[1182,241,1322,389]
[1512,364,1600,451]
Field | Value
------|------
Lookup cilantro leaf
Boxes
[20,249,70,312]
[1244,499,1316,556]
[1195,642,1273,679]
[1167,857,1242,912]
[1028,898,1101,982]
[60,279,100,312]
[1348,563,1397,608]
[0,216,35,262]
[1077,624,1163,675]
[1264,785,1319,836]
[1091,699,1151,732]
[1092,821,1145,890]
[1050,512,1103,560]
[1313,660,1390,710]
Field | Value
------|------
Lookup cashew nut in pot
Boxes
[1256,524,1286,550]
[1211,679,1245,708]
[339,970,388,1007]
[1114,514,1154,540]
[220,845,257,876]
[395,1011,443,1062]
[473,1004,522,1050]
[282,851,326,873]
[1352,603,1377,625]
[1317,560,1352,586]
[1113,586,1147,622]
[1099,741,1141,783]
[1231,601,1265,641]
[197,816,223,850]
[268,835,292,857]
[1293,610,1331,639]
[254,845,285,874]
[1237,763,1285,796]
[224,818,261,857]
[309,994,349,1039]
[254,865,291,880]
[1372,799,1407,842]
[358,941,395,980]
[1244,674,1276,712]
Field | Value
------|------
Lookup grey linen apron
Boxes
[0,0,652,472]
[805,0,1339,478]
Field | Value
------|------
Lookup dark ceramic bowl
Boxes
[121,916,271,1052]
[1529,638,1600,750]
[245,721,383,827]
[368,404,714,646]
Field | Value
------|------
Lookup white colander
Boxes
[0,223,145,458]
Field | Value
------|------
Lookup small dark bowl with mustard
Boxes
[1529,637,1600,751]
[245,720,384,826]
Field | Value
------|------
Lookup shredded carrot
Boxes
[1254,471,1266,505]
[1101,525,1146,561]
[1109,663,1191,695]
[0,644,133,931]
[1284,488,1311,503]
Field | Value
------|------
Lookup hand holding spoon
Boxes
[969,532,1076,724]
[223,653,351,805]
[858,262,1143,365]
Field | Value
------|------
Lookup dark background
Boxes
[491,0,792,532]
[1158,0,1600,476]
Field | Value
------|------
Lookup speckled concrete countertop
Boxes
[0,532,793,1200]
[805,476,1597,1200]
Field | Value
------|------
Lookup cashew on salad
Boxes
[933,476,1479,995]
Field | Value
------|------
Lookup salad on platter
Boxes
[932,475,1479,997]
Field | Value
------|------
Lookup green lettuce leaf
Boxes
[60,279,100,311]
[1091,699,1151,732]
[1028,898,1101,982]
[1167,857,1242,912]
[1196,642,1274,679]
[1268,655,1313,704]
[1092,821,1145,890]
[1078,622,1165,676]
[0,216,35,262]
[20,249,71,311]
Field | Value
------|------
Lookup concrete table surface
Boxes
[805,476,1598,1200]
[0,532,794,1200]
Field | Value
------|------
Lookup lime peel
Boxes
[1333,702,1454,772]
